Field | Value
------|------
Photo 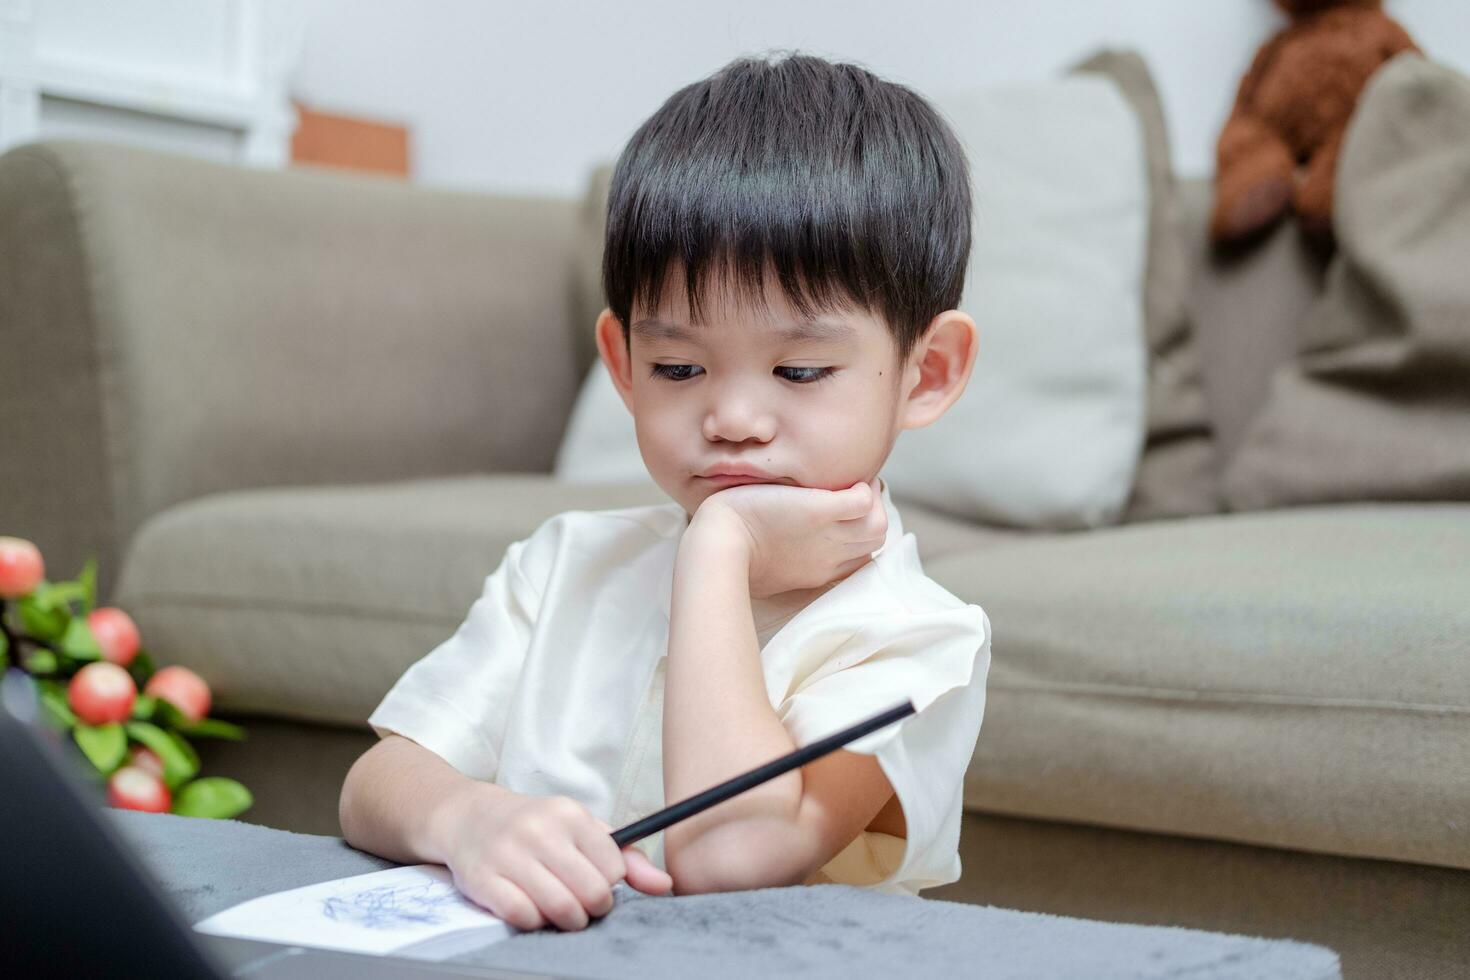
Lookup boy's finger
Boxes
[470,872,544,932]
[541,843,617,919]
[622,846,675,895]
[511,858,592,931]
[868,481,886,519]
[853,503,887,528]
[574,820,629,886]
[837,504,887,538]
[830,480,873,517]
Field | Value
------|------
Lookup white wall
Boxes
[293,0,1469,197]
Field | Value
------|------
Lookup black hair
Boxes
[601,50,972,364]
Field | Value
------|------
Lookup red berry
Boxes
[145,666,212,723]
[68,662,137,725]
[129,745,166,779]
[87,607,142,667]
[107,766,171,813]
[0,536,44,599]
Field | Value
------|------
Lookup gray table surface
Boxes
[113,811,1341,980]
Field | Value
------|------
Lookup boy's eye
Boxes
[776,366,835,384]
[650,363,704,381]
[648,364,835,384]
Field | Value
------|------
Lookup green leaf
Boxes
[37,683,77,730]
[27,581,64,611]
[59,616,102,661]
[125,721,199,789]
[44,581,87,605]
[0,625,8,665]
[22,647,58,675]
[171,777,252,820]
[79,556,98,615]
[177,718,246,741]
[128,649,157,686]
[30,581,85,614]
[37,677,67,699]
[168,728,201,770]
[153,698,192,729]
[131,694,157,720]
[74,722,128,775]
[18,594,68,641]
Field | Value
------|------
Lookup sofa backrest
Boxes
[0,139,1333,601]
[0,140,587,599]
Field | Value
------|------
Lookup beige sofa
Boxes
[2,139,1466,979]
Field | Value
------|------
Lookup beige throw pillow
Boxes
[1073,50,1219,522]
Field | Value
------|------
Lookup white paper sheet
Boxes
[193,863,516,961]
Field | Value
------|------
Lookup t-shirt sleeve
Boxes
[366,533,546,782]
[769,601,992,894]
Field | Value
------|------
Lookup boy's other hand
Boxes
[440,786,672,932]
[691,478,887,599]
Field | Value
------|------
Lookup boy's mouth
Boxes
[697,474,778,487]
[695,465,789,485]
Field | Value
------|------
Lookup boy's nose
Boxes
[701,397,776,444]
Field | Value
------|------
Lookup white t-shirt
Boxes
[368,477,991,896]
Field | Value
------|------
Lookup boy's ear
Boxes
[594,308,636,413]
[898,310,978,431]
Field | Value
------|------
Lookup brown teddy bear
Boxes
[1211,0,1420,247]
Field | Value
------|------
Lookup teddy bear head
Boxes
[1273,0,1381,17]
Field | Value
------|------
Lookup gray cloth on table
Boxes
[112,811,1341,980]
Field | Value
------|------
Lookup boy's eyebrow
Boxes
[630,317,857,343]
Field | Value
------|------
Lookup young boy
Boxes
[339,50,989,934]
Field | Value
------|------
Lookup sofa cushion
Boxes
[924,505,1470,871]
[111,474,1018,727]
[892,498,1033,561]
[112,475,671,725]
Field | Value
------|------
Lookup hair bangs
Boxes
[603,51,972,363]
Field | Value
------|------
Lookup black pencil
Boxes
[609,699,916,848]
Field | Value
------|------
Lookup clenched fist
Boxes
[442,787,673,931]
[691,478,887,599]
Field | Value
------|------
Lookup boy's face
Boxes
[595,263,977,520]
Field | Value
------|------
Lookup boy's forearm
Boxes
[661,516,808,892]
[339,734,514,865]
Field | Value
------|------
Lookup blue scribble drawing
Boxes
[321,880,469,930]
